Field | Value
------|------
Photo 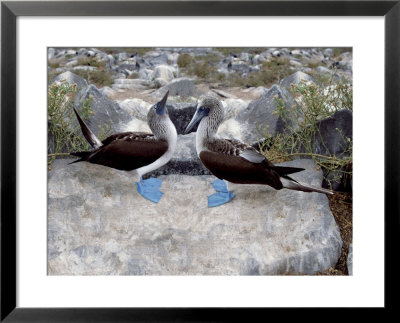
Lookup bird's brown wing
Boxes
[204,138,304,176]
[86,133,168,171]
[100,132,154,146]
[199,150,283,189]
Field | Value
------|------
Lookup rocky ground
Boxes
[48,47,353,275]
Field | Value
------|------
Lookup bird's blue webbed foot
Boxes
[208,179,234,207]
[136,177,163,203]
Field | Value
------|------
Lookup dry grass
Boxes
[177,53,194,68]
[77,56,105,68]
[226,57,293,88]
[107,88,157,103]
[73,69,113,88]
[97,47,153,56]
[317,191,353,275]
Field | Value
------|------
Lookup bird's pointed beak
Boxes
[156,90,169,115]
[185,107,208,134]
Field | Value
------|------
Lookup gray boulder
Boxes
[48,158,342,275]
[95,54,115,68]
[168,52,180,65]
[119,98,150,122]
[152,65,175,82]
[280,71,315,93]
[272,49,283,57]
[211,89,237,99]
[155,78,199,98]
[323,48,334,57]
[52,71,88,92]
[236,72,316,143]
[313,109,352,191]
[116,52,131,62]
[316,66,332,74]
[337,52,352,72]
[235,84,289,143]
[289,59,303,68]
[99,86,116,98]
[229,61,251,74]
[138,68,153,81]
[115,63,139,76]
[65,60,79,68]
[73,66,97,72]
[54,49,67,59]
[55,67,68,74]
[77,48,88,56]
[166,102,199,135]
[86,50,96,57]
[347,244,353,275]
[119,98,199,136]
[239,52,250,61]
[112,78,149,91]
[314,109,352,157]
[145,52,169,66]
[48,47,56,60]
[251,54,265,65]
[147,133,210,177]
[74,85,131,135]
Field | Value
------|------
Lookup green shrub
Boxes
[73,57,113,86]
[74,69,113,88]
[195,53,220,64]
[216,47,265,57]
[77,56,105,68]
[214,72,226,82]
[89,69,113,87]
[48,59,62,69]
[179,52,226,84]
[226,73,247,87]
[215,47,246,56]
[259,57,292,84]
[306,61,321,69]
[177,53,194,68]
[188,62,213,79]
[225,57,292,88]
[332,48,351,59]
[127,72,139,79]
[184,62,226,84]
[259,78,353,188]
[48,81,93,165]
[123,47,153,56]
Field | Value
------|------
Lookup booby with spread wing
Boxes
[71,91,177,203]
[185,95,333,207]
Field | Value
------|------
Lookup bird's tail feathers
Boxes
[73,107,102,149]
[69,151,91,164]
[272,165,305,176]
[280,177,334,195]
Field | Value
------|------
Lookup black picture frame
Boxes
[1,1,398,321]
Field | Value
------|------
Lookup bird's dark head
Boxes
[147,91,170,121]
[147,91,177,139]
[154,90,169,116]
[185,95,224,134]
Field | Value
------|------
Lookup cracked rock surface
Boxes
[48,158,342,275]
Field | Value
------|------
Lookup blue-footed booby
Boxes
[185,95,333,207]
[71,91,177,203]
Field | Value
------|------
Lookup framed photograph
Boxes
[1,0,397,320]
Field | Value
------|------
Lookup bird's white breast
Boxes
[135,118,177,178]
[195,120,209,155]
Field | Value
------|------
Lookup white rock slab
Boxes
[48,159,342,275]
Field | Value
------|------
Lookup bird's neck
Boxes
[196,117,219,154]
[136,118,177,178]
[152,118,177,143]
